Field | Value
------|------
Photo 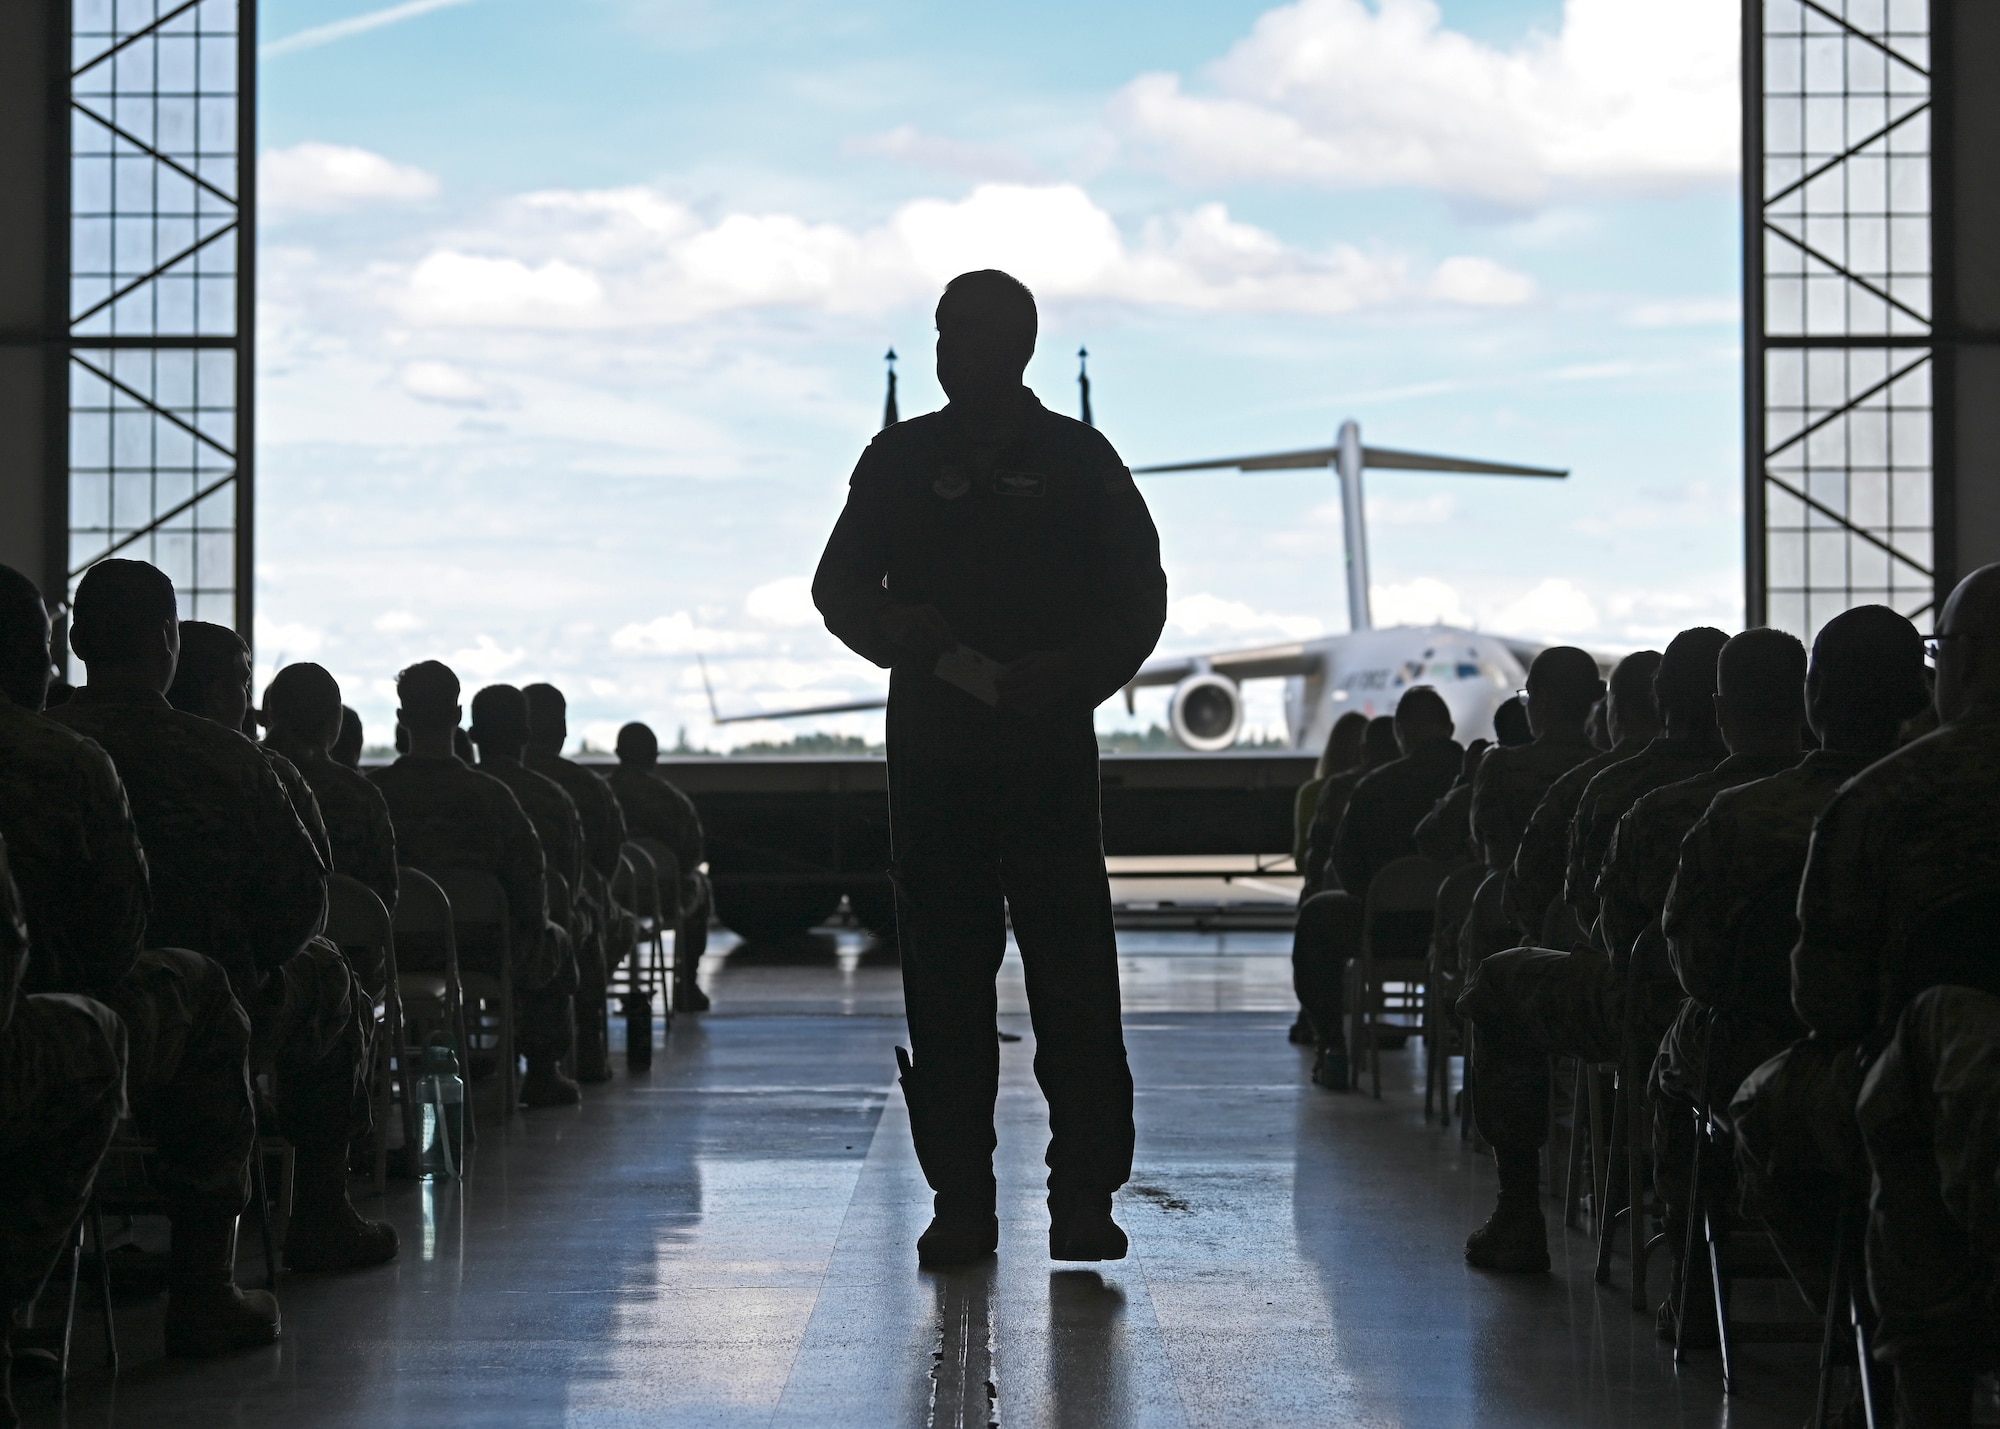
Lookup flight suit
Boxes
[813,390,1166,1211]
[1730,714,2000,1356]
[0,830,126,1316]
[607,762,711,1004]
[50,690,355,1162]
[370,754,568,1056]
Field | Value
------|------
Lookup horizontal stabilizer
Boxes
[1136,446,1566,478]
[710,696,888,725]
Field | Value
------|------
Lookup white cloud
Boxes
[1486,577,1599,635]
[1167,592,1324,642]
[1362,492,1456,525]
[399,360,506,407]
[1628,297,1740,327]
[372,610,424,634]
[385,181,1531,327]
[1109,0,1737,205]
[610,612,764,656]
[1372,576,1471,627]
[846,126,1042,183]
[745,576,819,627]
[261,143,440,212]
[447,634,524,680]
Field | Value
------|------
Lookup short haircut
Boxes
[937,269,1037,349]
[69,559,176,664]
[397,660,461,723]
[1608,650,1662,717]
[1809,605,1928,722]
[1321,709,1368,775]
[1717,627,1808,718]
[523,682,566,722]
[615,721,659,761]
[1526,645,1604,719]
[0,564,51,694]
[1362,715,1400,764]
[331,706,363,767]
[1395,684,1452,730]
[469,683,529,745]
[166,621,248,713]
[1655,627,1731,720]
[264,662,344,745]
[1493,696,1531,746]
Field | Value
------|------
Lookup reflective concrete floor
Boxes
[20,934,1822,1427]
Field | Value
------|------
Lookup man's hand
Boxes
[875,603,956,661]
[997,650,1077,718]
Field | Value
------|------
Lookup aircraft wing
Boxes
[1124,642,1329,712]
[1136,445,1566,478]
[709,696,887,726]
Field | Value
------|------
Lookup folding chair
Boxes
[1349,856,1452,1099]
[610,843,665,1066]
[1425,863,1486,1124]
[325,874,418,1190]
[1593,978,1672,1311]
[392,867,479,1144]
[18,1193,117,1383]
[425,869,517,1119]
[630,835,693,1011]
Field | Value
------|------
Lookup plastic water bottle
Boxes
[416,1042,465,1180]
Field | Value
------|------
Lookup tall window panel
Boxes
[66,0,254,634]
[1746,0,1935,641]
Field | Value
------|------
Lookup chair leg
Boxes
[91,1201,117,1378]
[1673,1118,1708,1364]
[1707,1204,1735,1394]
[1850,1278,1885,1429]
[1595,1076,1627,1286]
[252,1145,278,1289]
[1815,1210,1851,1429]
[57,1216,82,1385]
[1629,1077,1651,1312]
[1564,1061,1589,1231]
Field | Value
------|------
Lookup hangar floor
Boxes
[19,934,1825,1428]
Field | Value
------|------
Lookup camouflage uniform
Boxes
[482,756,587,1055]
[49,690,363,1158]
[1499,739,1643,945]
[1457,734,1725,1155]
[525,747,632,1049]
[1855,985,2000,1363]
[288,748,399,916]
[1452,732,1601,983]
[607,763,712,992]
[1731,715,2000,1342]
[1292,740,1463,1049]
[1299,765,1367,897]
[369,754,568,1056]
[0,829,126,1313]
[1412,778,1475,866]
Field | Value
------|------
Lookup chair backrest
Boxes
[393,866,455,940]
[326,873,395,993]
[1364,856,1452,964]
[618,842,662,926]
[1432,863,1486,934]
[632,836,681,903]
[428,869,510,948]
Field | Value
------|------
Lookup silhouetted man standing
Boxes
[813,270,1167,1266]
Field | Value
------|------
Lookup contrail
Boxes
[262,0,475,57]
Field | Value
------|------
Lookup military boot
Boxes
[1049,1190,1128,1263]
[1311,1042,1350,1091]
[284,1146,399,1273]
[521,1056,583,1107]
[1464,1199,1550,1273]
[574,999,612,1083]
[164,1204,282,1357]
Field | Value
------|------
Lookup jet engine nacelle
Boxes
[1168,672,1244,752]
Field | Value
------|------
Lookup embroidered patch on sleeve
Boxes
[1102,463,1135,495]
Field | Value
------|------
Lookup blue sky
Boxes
[253,0,1745,750]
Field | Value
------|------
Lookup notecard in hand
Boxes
[934,644,1003,707]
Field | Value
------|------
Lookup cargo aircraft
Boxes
[707,416,1574,751]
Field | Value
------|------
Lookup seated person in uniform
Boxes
[52,563,397,1290]
[0,828,125,1414]
[263,662,400,921]
[1297,715,1399,899]
[1655,608,1925,1323]
[1732,564,2000,1426]
[1287,712,1369,1043]
[1455,626,1728,1273]
[1856,986,2000,1429]
[331,705,364,770]
[523,682,631,1082]
[1411,737,1491,867]
[1292,686,1462,1091]
[609,721,714,1014]
[1500,650,1661,947]
[1442,647,1605,999]
[468,683,587,1107]
[370,662,570,1105]
[1584,629,1811,1326]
